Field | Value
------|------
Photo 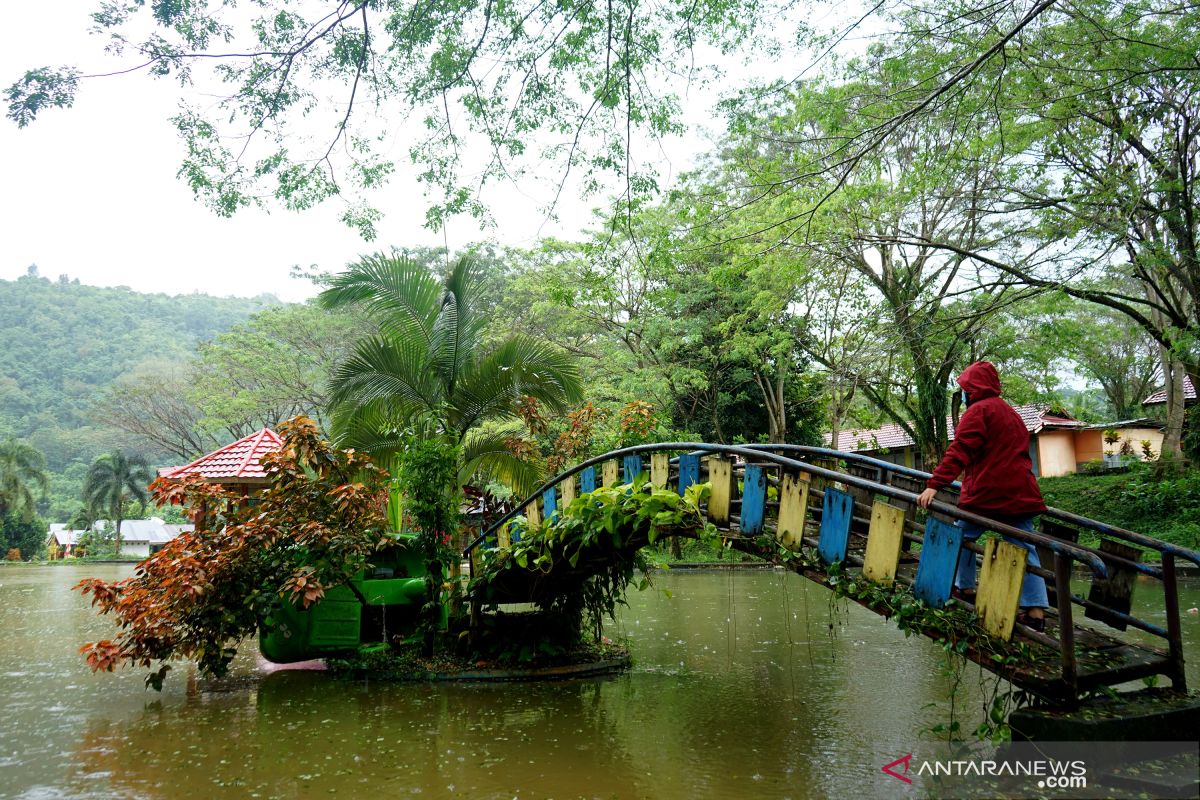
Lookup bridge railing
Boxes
[463,442,1199,698]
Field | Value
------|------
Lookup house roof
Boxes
[160,428,282,483]
[1083,418,1165,430]
[1142,376,1196,406]
[828,404,1085,453]
[47,518,195,546]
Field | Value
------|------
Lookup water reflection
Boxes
[1,565,1196,799]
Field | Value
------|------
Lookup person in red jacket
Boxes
[916,361,1049,630]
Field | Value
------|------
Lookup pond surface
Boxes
[1,565,1197,799]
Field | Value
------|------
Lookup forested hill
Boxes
[0,270,276,476]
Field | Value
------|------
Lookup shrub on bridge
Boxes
[470,477,718,650]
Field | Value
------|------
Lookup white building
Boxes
[46,518,194,559]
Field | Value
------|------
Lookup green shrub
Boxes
[1039,465,1200,550]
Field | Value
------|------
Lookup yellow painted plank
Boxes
[862,501,906,586]
[651,453,670,490]
[777,473,810,549]
[526,499,542,528]
[707,456,733,526]
[497,522,511,550]
[560,476,577,508]
[602,460,620,488]
[976,539,1028,641]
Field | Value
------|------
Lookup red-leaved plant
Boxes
[75,416,392,689]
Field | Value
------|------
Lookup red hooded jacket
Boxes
[925,362,1047,516]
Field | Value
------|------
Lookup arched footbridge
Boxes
[464,444,1200,707]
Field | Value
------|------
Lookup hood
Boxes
[957,361,1001,401]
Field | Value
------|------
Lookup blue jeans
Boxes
[954,517,1048,609]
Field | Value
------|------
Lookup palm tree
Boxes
[319,253,583,494]
[0,439,49,519]
[83,451,153,555]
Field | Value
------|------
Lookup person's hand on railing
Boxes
[916,487,937,509]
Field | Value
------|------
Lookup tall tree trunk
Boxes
[829,404,842,451]
[1159,353,1186,467]
[1148,286,1186,467]
[755,364,788,443]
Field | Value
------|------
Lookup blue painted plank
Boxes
[913,517,964,608]
[677,454,701,496]
[623,455,644,484]
[580,466,597,494]
[740,464,767,536]
[818,488,854,565]
[543,486,557,522]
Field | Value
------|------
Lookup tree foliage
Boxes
[0,273,273,518]
[320,251,583,494]
[82,451,153,553]
[7,0,781,235]
[0,438,49,519]
[75,416,391,687]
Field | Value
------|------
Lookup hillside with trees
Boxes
[0,268,276,519]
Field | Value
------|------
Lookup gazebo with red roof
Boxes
[160,428,283,490]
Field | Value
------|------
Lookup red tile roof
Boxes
[1142,376,1196,406]
[827,404,1083,453]
[161,428,282,482]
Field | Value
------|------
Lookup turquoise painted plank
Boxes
[543,486,557,522]
[580,466,597,494]
[913,517,964,608]
[623,455,644,483]
[677,454,701,496]
[818,488,854,565]
[740,464,767,536]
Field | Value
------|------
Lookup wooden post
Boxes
[740,465,767,536]
[1163,553,1187,691]
[976,539,1027,641]
[560,475,577,508]
[817,488,854,565]
[1084,538,1140,630]
[623,455,644,483]
[707,457,734,526]
[677,454,701,496]
[602,460,620,488]
[650,453,670,490]
[912,518,964,608]
[1055,553,1078,701]
[862,501,905,586]
[777,473,809,550]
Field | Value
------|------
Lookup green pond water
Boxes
[1,565,1197,799]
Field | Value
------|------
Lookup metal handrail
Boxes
[740,444,1200,568]
[463,442,1112,577]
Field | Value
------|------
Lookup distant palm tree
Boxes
[319,253,583,494]
[83,451,153,555]
[0,439,49,519]
[68,506,96,532]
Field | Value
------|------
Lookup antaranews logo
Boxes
[881,754,913,784]
[881,752,1088,790]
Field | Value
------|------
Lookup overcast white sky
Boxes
[0,4,852,302]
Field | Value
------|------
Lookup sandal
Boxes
[1015,610,1046,632]
[951,587,976,603]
